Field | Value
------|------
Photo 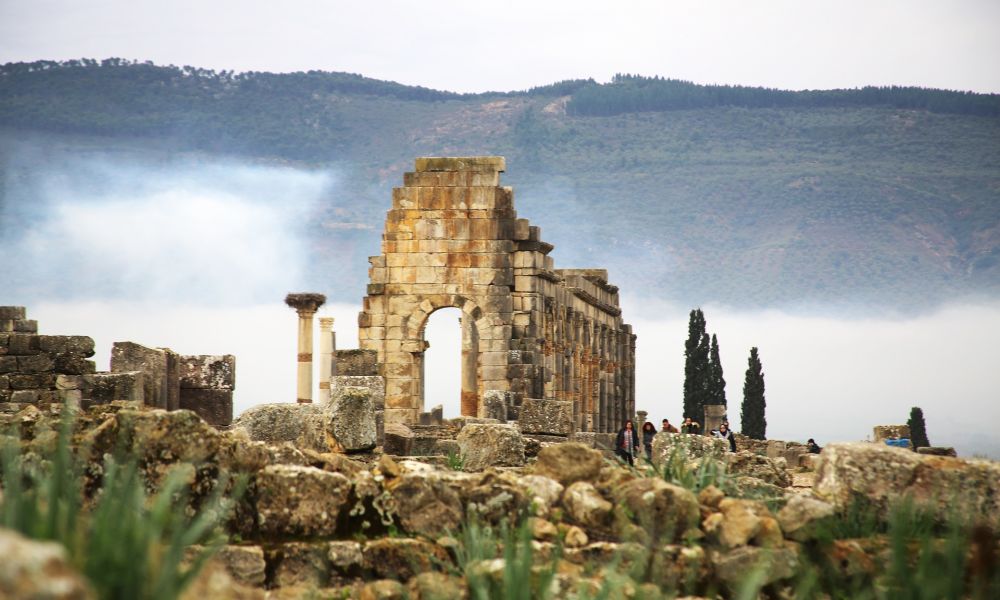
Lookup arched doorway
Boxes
[420,306,479,417]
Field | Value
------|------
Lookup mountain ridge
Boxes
[1,59,999,311]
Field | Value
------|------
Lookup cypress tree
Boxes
[907,406,930,449]
[708,333,727,407]
[740,347,766,439]
[683,309,710,422]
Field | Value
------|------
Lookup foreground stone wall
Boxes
[356,157,635,433]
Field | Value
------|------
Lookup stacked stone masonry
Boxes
[0,307,234,426]
[357,157,636,433]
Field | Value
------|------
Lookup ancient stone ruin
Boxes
[0,306,235,426]
[350,156,636,433]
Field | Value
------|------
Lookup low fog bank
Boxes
[627,298,1000,459]
[0,149,335,305]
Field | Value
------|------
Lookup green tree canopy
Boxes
[740,347,767,439]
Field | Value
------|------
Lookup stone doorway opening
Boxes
[420,306,479,418]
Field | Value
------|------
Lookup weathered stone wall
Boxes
[0,306,234,426]
[356,157,635,433]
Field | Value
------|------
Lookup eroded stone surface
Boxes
[456,423,525,470]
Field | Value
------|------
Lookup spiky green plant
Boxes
[0,406,240,600]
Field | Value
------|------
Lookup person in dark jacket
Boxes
[681,417,701,435]
[714,423,737,452]
[806,438,822,454]
[641,421,657,460]
[616,420,640,466]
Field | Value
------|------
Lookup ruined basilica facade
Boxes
[356,157,635,433]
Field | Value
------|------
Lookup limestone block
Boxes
[178,354,235,390]
[480,389,508,420]
[111,342,172,409]
[362,538,452,582]
[518,398,574,436]
[334,349,379,376]
[456,423,525,470]
[650,432,727,467]
[0,528,94,600]
[231,403,329,452]
[765,440,787,459]
[17,354,54,373]
[83,372,144,405]
[514,219,530,241]
[12,320,38,333]
[0,307,26,320]
[37,335,95,357]
[383,422,414,455]
[414,156,505,172]
[815,442,1000,526]
[533,443,604,486]
[255,465,351,537]
[10,373,56,389]
[214,545,266,588]
[330,375,385,411]
[0,356,16,373]
[52,355,95,375]
[8,334,39,355]
[178,388,233,427]
[325,386,377,453]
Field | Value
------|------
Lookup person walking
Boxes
[616,420,639,466]
[641,421,657,460]
[714,423,737,452]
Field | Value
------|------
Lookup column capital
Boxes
[285,292,327,315]
[319,317,335,330]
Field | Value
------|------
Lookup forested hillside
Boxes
[2,60,999,310]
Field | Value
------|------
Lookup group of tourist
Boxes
[614,416,738,465]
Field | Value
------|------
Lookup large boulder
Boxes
[777,495,836,542]
[0,528,93,599]
[611,477,700,544]
[712,545,800,590]
[361,538,451,581]
[562,481,613,530]
[517,398,574,435]
[650,432,727,467]
[532,442,604,486]
[456,423,525,470]
[725,452,791,487]
[815,442,1000,526]
[255,465,352,537]
[325,386,376,453]
[385,472,463,537]
[231,403,329,452]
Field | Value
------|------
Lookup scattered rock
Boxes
[326,386,377,453]
[612,478,700,544]
[564,525,589,548]
[456,423,525,470]
[268,541,329,588]
[231,403,329,452]
[562,481,613,530]
[533,442,604,486]
[712,545,800,590]
[518,399,574,435]
[777,495,835,542]
[362,538,451,581]
[255,465,351,537]
[650,432,727,467]
[386,472,463,537]
[0,528,93,599]
[725,452,792,487]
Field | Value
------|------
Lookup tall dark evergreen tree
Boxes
[708,333,727,407]
[907,406,930,449]
[683,309,710,422]
[740,347,766,439]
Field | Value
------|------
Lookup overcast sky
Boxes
[2,0,998,93]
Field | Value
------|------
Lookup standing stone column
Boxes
[285,293,326,404]
[318,317,334,404]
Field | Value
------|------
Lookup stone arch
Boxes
[405,295,485,417]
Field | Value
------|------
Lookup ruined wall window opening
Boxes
[422,307,478,418]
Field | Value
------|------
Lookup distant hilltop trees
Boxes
[566,73,1000,117]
